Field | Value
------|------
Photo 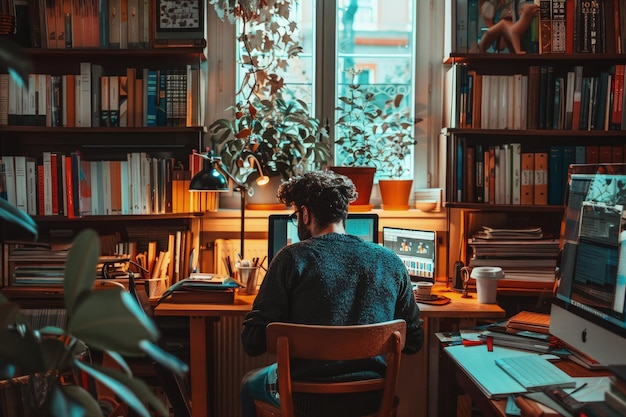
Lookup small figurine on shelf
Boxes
[478,1,539,54]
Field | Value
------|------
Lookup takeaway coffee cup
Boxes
[460,266,504,304]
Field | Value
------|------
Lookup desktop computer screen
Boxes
[267,213,379,263]
[382,227,436,282]
[551,163,626,366]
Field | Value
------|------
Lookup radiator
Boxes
[213,315,273,417]
[213,239,273,417]
[213,239,268,282]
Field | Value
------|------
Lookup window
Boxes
[206,1,444,190]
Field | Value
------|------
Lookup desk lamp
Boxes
[189,151,269,259]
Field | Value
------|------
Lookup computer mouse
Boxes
[539,354,561,362]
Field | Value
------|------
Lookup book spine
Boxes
[551,0,566,53]
[99,0,109,48]
[521,152,535,205]
[538,0,552,53]
[109,75,119,127]
[100,75,110,126]
[26,158,37,216]
[533,152,548,205]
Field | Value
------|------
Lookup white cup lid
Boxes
[470,266,504,280]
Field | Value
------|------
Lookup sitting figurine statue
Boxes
[478,1,539,54]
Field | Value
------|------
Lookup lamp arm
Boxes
[213,159,249,191]
[213,158,247,259]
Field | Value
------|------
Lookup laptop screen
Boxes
[382,227,436,282]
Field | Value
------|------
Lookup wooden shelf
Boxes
[445,53,626,65]
[445,203,564,212]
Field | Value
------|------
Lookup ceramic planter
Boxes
[379,179,413,210]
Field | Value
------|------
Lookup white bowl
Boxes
[414,200,437,212]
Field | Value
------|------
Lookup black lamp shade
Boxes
[189,166,229,191]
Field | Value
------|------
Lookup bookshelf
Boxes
[443,1,626,300]
[0,2,208,302]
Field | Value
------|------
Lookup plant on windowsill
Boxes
[0,38,188,417]
[334,68,422,210]
[208,0,332,206]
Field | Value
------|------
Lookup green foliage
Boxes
[0,228,188,417]
[334,78,421,179]
[209,91,331,184]
[208,0,332,186]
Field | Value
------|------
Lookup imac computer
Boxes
[382,227,436,283]
[267,213,379,263]
[550,163,626,367]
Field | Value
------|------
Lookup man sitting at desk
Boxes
[240,170,424,417]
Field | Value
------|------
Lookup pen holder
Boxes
[236,265,261,295]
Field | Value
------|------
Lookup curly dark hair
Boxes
[276,171,358,227]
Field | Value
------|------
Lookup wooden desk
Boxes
[154,284,505,417]
[154,295,255,417]
[441,343,612,417]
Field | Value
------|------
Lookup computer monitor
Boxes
[550,163,626,366]
[267,213,379,263]
[382,227,436,283]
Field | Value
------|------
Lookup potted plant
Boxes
[208,0,332,208]
[0,201,189,417]
[334,68,422,210]
[208,90,331,208]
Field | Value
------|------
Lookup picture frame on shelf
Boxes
[153,0,206,48]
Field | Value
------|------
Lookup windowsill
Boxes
[201,208,446,233]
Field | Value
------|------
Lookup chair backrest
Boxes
[265,319,406,417]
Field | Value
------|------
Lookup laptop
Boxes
[382,227,436,283]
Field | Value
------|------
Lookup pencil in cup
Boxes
[235,265,261,295]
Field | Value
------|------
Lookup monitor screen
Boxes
[382,227,436,282]
[267,213,379,263]
[551,163,626,366]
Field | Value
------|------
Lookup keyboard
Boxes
[494,355,577,391]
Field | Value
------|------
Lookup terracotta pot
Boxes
[379,179,413,210]
[329,166,376,211]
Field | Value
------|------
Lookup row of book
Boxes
[4,226,196,287]
[453,140,626,205]
[448,0,626,55]
[0,62,203,128]
[605,367,626,416]
[14,0,205,50]
[446,63,626,131]
[0,150,217,218]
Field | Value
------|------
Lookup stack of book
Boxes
[478,311,557,354]
[160,274,242,304]
[468,226,559,289]
[605,366,626,415]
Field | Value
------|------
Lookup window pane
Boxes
[335,0,417,179]
[236,0,316,108]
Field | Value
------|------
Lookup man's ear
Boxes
[300,206,311,225]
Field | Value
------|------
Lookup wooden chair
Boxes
[254,319,406,417]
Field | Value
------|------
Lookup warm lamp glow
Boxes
[247,155,270,186]
[187,151,270,259]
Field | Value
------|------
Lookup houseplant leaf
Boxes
[67,290,158,356]
[74,361,168,417]
[0,197,38,238]
[51,384,102,417]
[139,340,189,378]
[64,229,100,316]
